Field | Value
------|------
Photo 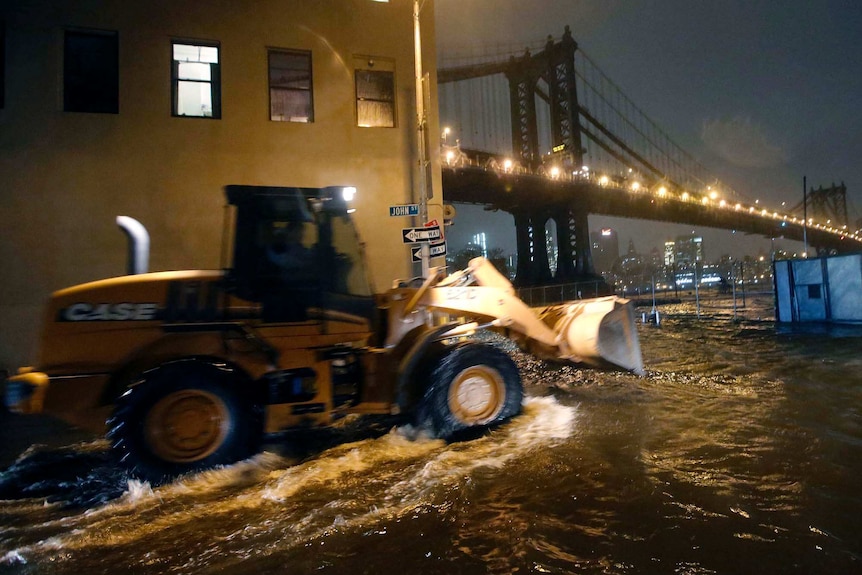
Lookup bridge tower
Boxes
[545,26,584,170]
[505,26,595,287]
[505,25,583,171]
[808,183,848,227]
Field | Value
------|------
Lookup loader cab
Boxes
[224,185,375,324]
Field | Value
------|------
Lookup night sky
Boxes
[435,0,862,261]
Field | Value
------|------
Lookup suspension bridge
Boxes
[437,26,862,288]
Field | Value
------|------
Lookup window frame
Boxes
[807,284,822,300]
[268,48,313,123]
[171,39,221,119]
[63,28,120,114]
[354,57,396,128]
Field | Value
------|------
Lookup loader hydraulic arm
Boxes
[384,257,644,374]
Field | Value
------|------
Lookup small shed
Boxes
[774,254,862,323]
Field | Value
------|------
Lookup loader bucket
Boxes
[413,258,644,375]
[537,296,644,375]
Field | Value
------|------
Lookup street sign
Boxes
[411,241,447,262]
[389,204,420,217]
[402,226,442,243]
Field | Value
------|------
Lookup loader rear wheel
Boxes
[108,362,262,483]
[417,343,523,439]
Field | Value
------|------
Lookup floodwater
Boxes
[1,295,861,574]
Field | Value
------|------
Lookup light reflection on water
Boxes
[1,295,861,574]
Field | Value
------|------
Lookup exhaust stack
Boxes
[116,216,149,275]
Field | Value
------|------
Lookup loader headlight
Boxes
[342,186,357,202]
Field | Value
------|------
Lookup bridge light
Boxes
[681,192,690,201]
[657,186,667,197]
[445,150,456,165]
[550,166,561,179]
[761,208,768,216]
[735,203,742,211]
[701,196,709,205]
[709,191,719,200]
[599,175,609,186]
[719,199,727,208]
[503,158,513,172]
[442,126,451,141]
[581,165,590,172]
[631,181,641,191]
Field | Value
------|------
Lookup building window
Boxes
[63,29,119,114]
[354,57,395,127]
[172,41,220,118]
[807,284,822,299]
[269,49,313,123]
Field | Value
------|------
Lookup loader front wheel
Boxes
[108,362,262,483]
[417,343,522,439]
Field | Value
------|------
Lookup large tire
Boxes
[108,362,262,483]
[416,343,523,439]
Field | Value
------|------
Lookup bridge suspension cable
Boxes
[438,29,751,204]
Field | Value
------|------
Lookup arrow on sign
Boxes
[411,241,447,262]
[402,226,442,243]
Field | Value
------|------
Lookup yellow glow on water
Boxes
[6,397,577,567]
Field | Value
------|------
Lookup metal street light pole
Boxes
[803,175,808,257]
[413,0,431,277]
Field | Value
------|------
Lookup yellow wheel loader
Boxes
[4,185,643,482]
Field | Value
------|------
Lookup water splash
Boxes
[0,396,577,571]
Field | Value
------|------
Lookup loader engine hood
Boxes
[37,270,226,368]
[50,270,226,325]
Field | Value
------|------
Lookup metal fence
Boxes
[516,280,610,306]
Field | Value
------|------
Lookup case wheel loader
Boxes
[4,185,642,482]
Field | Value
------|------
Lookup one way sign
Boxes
[411,241,447,261]
[402,226,442,243]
